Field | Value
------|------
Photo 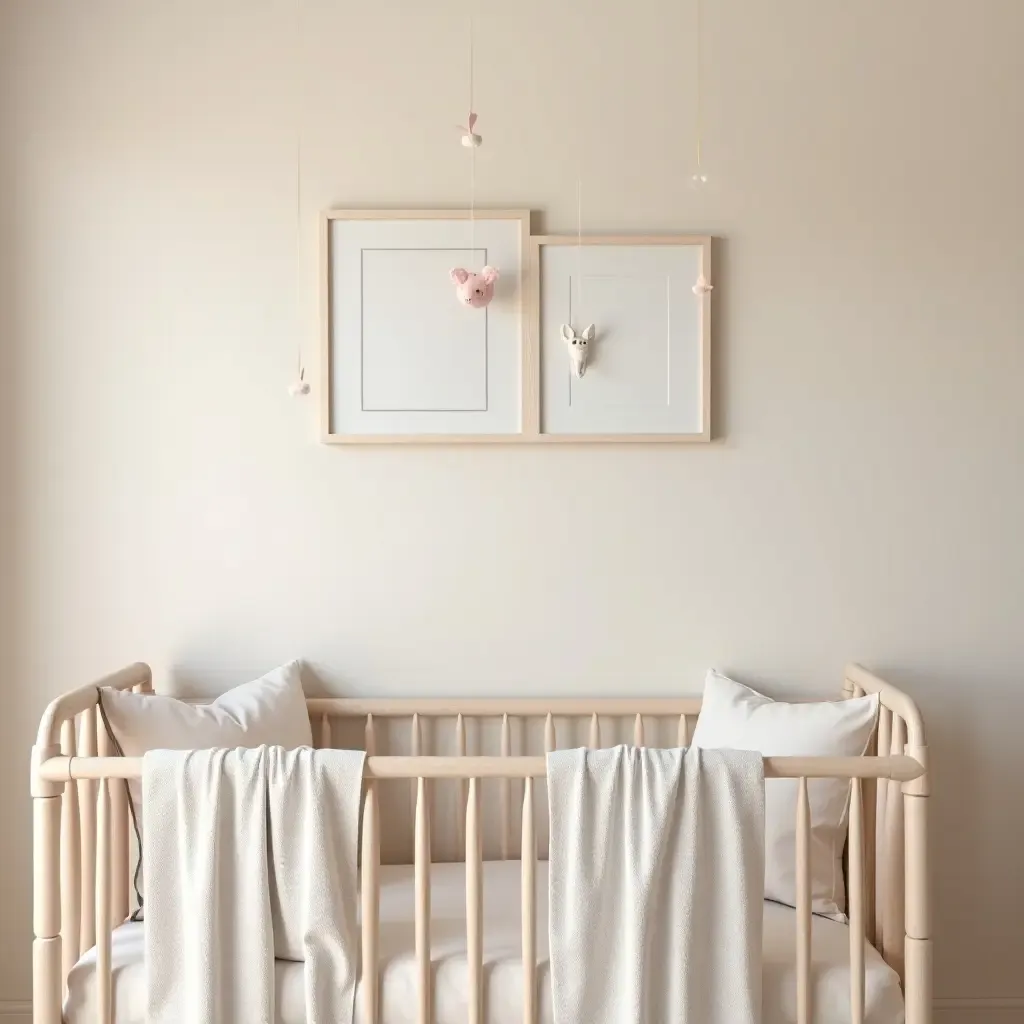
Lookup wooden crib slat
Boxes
[78,707,97,956]
[411,714,422,852]
[456,714,467,857]
[521,777,536,1024]
[874,706,892,948]
[466,777,483,1024]
[677,714,688,747]
[883,715,906,979]
[849,777,865,1024]
[415,777,431,1024]
[588,713,600,749]
[60,719,82,985]
[361,781,380,1024]
[365,713,377,756]
[500,714,511,861]
[544,713,555,753]
[796,777,811,1024]
[633,713,644,747]
[95,779,111,1024]
[320,714,331,750]
[98,721,128,925]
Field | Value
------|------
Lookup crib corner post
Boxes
[31,744,64,1024]
[361,779,380,1024]
[903,743,931,1024]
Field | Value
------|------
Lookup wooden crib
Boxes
[30,663,930,1024]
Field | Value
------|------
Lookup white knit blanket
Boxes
[143,745,365,1024]
[547,745,766,1024]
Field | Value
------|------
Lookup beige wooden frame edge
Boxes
[530,234,713,443]
[319,208,534,445]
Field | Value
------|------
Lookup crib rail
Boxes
[30,663,930,1024]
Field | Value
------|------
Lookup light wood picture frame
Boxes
[321,208,532,444]
[321,214,712,444]
[530,235,712,444]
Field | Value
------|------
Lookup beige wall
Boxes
[2,0,1023,1017]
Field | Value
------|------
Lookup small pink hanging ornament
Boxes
[458,112,482,148]
[692,273,713,296]
[450,266,498,308]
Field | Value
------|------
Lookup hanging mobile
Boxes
[458,111,482,148]
[289,365,310,397]
[449,13,497,309]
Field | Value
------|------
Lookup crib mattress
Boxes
[65,860,904,1024]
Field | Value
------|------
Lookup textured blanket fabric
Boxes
[143,745,365,1024]
[547,745,766,1024]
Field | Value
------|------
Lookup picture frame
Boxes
[320,208,532,444]
[320,213,712,444]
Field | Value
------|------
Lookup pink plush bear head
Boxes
[450,266,499,308]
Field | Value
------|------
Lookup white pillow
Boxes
[691,669,878,920]
[102,660,313,756]
[100,660,313,915]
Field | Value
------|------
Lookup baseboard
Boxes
[0,1001,30,1024]
[935,998,1024,1024]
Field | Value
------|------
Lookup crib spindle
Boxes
[849,777,866,1024]
[415,777,431,1024]
[677,714,688,748]
[544,713,555,753]
[588,713,600,749]
[466,777,483,1024]
[411,714,422,850]
[361,781,380,1024]
[78,707,98,956]
[633,713,644,747]
[883,715,906,979]
[456,714,467,857]
[521,776,536,1024]
[320,714,331,750]
[98,720,128,925]
[874,705,892,948]
[96,780,112,1024]
[500,714,511,860]
[60,719,82,987]
[796,776,812,1024]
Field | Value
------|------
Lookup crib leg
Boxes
[32,745,63,1024]
[904,746,931,1024]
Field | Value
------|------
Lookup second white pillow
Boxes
[691,669,878,920]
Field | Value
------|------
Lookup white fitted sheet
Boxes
[65,860,904,1024]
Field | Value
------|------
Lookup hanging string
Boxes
[289,0,309,395]
[692,0,707,186]
[468,6,476,256]
[575,176,583,324]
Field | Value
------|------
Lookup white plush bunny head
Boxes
[561,323,595,378]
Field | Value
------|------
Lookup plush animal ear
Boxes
[561,324,576,343]
[479,266,499,284]
[450,268,470,284]
[582,324,595,342]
